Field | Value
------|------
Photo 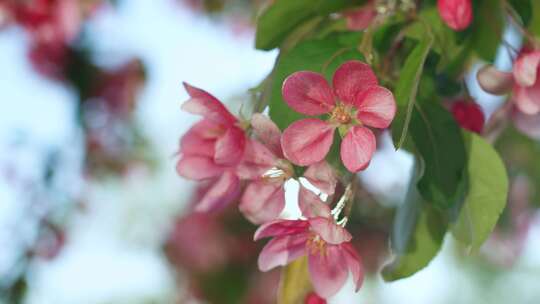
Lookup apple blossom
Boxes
[176,82,246,211]
[238,113,339,224]
[281,60,396,172]
[254,216,363,298]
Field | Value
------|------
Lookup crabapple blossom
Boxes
[281,60,396,172]
[477,49,540,138]
[254,216,363,298]
[176,83,246,211]
[450,100,485,134]
[437,0,472,31]
[238,113,339,224]
[512,51,540,115]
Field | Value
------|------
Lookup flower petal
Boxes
[512,110,540,140]
[299,186,331,218]
[309,217,352,245]
[340,243,364,292]
[513,52,540,87]
[332,61,378,105]
[281,119,335,166]
[254,219,310,241]
[176,155,224,180]
[180,122,216,157]
[258,233,309,272]
[514,85,540,115]
[214,126,246,165]
[340,126,376,172]
[282,71,335,115]
[236,139,278,180]
[308,245,348,298]
[477,65,514,95]
[182,82,237,124]
[303,161,337,195]
[251,113,283,157]
[240,181,285,224]
[355,86,396,129]
[194,171,240,212]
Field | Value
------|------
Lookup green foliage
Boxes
[507,0,532,27]
[530,0,540,36]
[391,32,433,149]
[470,0,505,61]
[255,0,366,50]
[451,132,509,252]
[383,167,447,281]
[409,79,467,209]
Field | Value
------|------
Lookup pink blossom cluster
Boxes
[478,48,540,139]
[176,60,397,298]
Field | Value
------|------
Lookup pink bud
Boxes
[477,65,514,95]
[304,292,327,304]
[451,100,485,134]
[437,0,473,31]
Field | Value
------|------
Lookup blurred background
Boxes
[1,0,540,303]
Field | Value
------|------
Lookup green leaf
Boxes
[471,0,504,61]
[255,0,366,50]
[383,167,447,281]
[508,0,532,27]
[409,83,467,209]
[530,0,540,36]
[391,32,433,149]
[277,257,312,304]
[451,132,509,251]
[268,33,363,130]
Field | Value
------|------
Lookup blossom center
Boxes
[330,104,355,125]
[306,234,327,256]
[262,159,294,183]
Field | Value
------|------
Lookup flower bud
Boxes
[477,65,514,95]
[437,0,473,31]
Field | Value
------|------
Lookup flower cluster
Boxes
[477,48,540,139]
[176,60,396,298]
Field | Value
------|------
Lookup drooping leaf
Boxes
[470,0,504,61]
[383,165,447,281]
[530,0,540,36]
[409,80,467,209]
[391,32,433,149]
[451,132,509,251]
[255,0,366,50]
[508,0,533,27]
[277,257,312,304]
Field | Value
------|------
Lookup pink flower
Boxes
[477,49,540,138]
[450,100,485,134]
[281,60,396,172]
[237,114,292,224]
[254,217,363,298]
[437,0,472,31]
[176,82,246,211]
[512,51,540,115]
[239,114,338,224]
